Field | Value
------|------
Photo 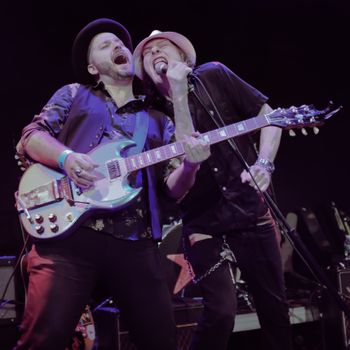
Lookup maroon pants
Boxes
[14,227,177,350]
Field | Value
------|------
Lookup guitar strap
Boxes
[128,110,149,156]
[125,110,149,194]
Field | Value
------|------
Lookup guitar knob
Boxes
[50,223,59,233]
[66,213,74,222]
[75,188,82,196]
[34,214,44,223]
[48,213,57,222]
[301,128,308,136]
[288,130,296,137]
[313,127,320,135]
[35,225,44,234]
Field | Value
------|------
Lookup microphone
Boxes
[154,62,195,80]
[154,62,168,75]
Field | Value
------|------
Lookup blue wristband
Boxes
[58,149,74,170]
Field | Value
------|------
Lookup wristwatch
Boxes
[255,157,275,174]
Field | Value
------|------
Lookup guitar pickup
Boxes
[106,159,121,181]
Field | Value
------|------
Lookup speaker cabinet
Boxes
[297,207,337,266]
[119,298,202,350]
[0,256,17,325]
[337,268,350,349]
[92,298,203,350]
[322,267,350,350]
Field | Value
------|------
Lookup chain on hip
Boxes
[183,235,237,284]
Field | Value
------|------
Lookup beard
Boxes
[116,68,134,79]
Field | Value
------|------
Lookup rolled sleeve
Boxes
[19,83,79,149]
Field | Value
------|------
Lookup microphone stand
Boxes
[188,75,350,320]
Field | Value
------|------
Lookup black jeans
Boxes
[14,227,177,350]
[186,221,292,350]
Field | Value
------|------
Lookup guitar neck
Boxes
[124,114,269,172]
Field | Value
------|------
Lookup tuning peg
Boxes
[301,128,308,136]
[288,129,296,137]
[313,127,320,135]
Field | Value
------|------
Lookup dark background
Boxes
[1,0,349,255]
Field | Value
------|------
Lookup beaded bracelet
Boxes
[58,149,74,170]
[255,157,275,174]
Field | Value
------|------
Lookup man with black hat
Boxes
[133,31,292,350]
[14,19,209,350]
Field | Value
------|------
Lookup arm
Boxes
[164,63,210,198]
[19,84,97,187]
[257,103,282,163]
[241,103,282,191]
[166,61,195,140]
[25,130,71,168]
[24,131,97,188]
[165,134,210,200]
[172,93,195,140]
[165,158,200,200]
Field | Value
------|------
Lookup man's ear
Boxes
[87,64,98,75]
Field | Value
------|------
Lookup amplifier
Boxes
[0,256,17,325]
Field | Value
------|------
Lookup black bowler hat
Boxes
[72,18,133,85]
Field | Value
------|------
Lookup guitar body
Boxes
[17,140,141,240]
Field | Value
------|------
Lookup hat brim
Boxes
[133,31,196,80]
[72,18,133,85]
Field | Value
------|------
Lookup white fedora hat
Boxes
[133,30,196,79]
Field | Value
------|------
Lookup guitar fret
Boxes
[231,123,242,136]
[175,142,183,155]
[207,130,217,143]
[170,144,177,155]
[137,154,144,166]
[218,128,228,137]
[162,145,170,159]
[125,158,130,171]
[227,124,237,137]
[126,157,138,171]
[235,122,246,132]
[131,157,137,169]
[245,118,257,131]
[144,152,152,165]
[144,151,152,164]
[126,157,136,171]
[202,134,210,143]
[154,149,162,161]
[163,145,171,159]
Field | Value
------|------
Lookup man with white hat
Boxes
[133,30,292,350]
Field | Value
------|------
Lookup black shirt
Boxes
[162,62,269,236]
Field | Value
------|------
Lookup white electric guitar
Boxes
[15,104,339,240]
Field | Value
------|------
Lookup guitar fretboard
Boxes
[123,115,268,173]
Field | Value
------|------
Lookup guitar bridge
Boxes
[18,176,73,210]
